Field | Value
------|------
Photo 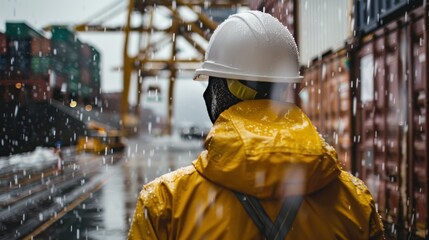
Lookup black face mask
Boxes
[203,78,242,124]
[203,79,216,123]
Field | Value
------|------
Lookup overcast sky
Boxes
[0,0,212,127]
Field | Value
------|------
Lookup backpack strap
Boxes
[234,191,303,240]
[234,191,272,239]
[268,195,304,240]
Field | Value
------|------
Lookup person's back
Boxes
[128,11,384,240]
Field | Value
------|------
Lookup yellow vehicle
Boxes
[76,130,125,154]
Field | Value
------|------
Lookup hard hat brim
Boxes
[193,69,303,83]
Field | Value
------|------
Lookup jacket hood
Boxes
[193,100,341,199]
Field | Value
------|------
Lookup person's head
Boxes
[54,140,62,149]
[194,11,302,123]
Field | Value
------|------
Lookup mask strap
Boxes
[226,79,257,100]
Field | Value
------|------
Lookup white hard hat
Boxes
[194,11,303,83]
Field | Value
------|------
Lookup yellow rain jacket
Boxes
[129,100,384,240]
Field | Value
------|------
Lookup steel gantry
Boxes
[47,0,248,135]
[121,0,247,135]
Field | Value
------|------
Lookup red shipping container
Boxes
[300,50,352,170]
[80,69,91,85]
[31,37,51,56]
[53,73,67,89]
[0,33,6,54]
[386,182,401,222]
[248,0,296,37]
[408,9,428,238]
[377,179,387,219]
[29,77,51,102]
[354,6,429,238]
[414,189,427,238]
[80,43,92,59]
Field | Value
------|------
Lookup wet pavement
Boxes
[33,135,203,239]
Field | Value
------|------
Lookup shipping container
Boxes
[0,55,7,75]
[0,33,7,76]
[298,0,352,65]
[89,46,101,93]
[5,23,51,78]
[353,6,428,239]
[31,37,51,56]
[52,40,71,58]
[90,46,100,67]
[0,32,6,54]
[5,22,44,40]
[407,7,428,238]
[28,76,51,101]
[248,0,296,37]
[50,26,101,104]
[31,56,51,74]
[51,73,67,102]
[301,61,321,128]
[81,84,92,98]
[202,8,237,23]
[354,0,423,35]
[80,43,92,59]
[7,38,31,77]
[51,26,75,42]
[300,49,352,170]
[51,26,79,75]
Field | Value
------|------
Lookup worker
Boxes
[128,11,384,239]
[54,140,64,174]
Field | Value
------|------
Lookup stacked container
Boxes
[407,8,428,238]
[352,6,428,239]
[0,33,7,77]
[300,62,321,133]
[79,43,101,105]
[4,23,52,101]
[51,26,79,100]
[0,32,7,102]
[30,36,51,75]
[80,42,92,103]
[51,26,101,105]
[248,0,296,37]
[6,23,35,78]
[301,50,352,170]
[298,1,428,238]
[30,28,51,101]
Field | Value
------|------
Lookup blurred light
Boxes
[70,100,77,108]
[15,83,22,89]
[85,105,93,111]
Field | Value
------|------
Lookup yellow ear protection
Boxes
[226,79,258,100]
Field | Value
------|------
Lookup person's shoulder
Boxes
[138,166,198,216]
[338,170,374,204]
[142,165,197,194]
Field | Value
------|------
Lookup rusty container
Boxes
[0,33,6,54]
[30,37,51,56]
[248,0,296,37]
[353,6,428,238]
[0,33,7,77]
[28,76,51,102]
[301,63,321,128]
[408,8,428,238]
[300,49,352,171]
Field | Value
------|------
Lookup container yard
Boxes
[1,0,428,239]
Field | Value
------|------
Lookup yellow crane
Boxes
[121,0,249,135]
[47,0,248,135]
